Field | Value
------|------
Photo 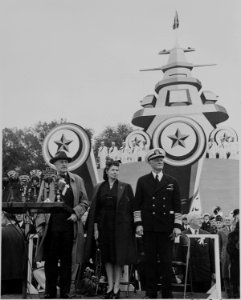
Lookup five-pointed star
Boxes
[132,136,141,146]
[54,134,73,152]
[220,133,228,142]
[168,128,189,148]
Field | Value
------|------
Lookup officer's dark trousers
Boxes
[45,231,74,297]
[143,232,173,298]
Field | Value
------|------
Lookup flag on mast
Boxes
[173,11,179,30]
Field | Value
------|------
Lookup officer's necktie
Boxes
[155,174,159,184]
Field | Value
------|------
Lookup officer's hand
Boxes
[136,225,144,237]
[67,213,78,222]
[169,227,181,240]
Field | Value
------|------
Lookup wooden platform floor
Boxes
[1,290,228,299]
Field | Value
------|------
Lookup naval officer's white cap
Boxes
[145,148,166,162]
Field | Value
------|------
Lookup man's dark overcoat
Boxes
[85,181,137,266]
[227,225,240,289]
[35,172,89,265]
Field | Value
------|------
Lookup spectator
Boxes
[201,213,211,232]
[227,221,240,298]
[1,211,25,295]
[231,209,239,231]
[15,213,36,235]
[130,140,141,162]
[139,140,149,162]
[15,213,24,228]
[216,216,228,292]
[221,216,232,297]
[181,215,190,231]
[218,140,228,159]
[118,141,130,164]
[223,216,232,235]
[181,213,215,293]
[108,141,119,161]
[209,216,218,234]
[228,137,239,159]
[98,141,108,169]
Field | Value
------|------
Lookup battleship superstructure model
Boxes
[132,45,229,213]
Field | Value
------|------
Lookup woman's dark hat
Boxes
[49,151,72,164]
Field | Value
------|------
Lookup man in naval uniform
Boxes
[118,141,130,163]
[97,141,108,169]
[130,139,141,162]
[35,151,89,298]
[133,148,182,299]
[108,141,119,160]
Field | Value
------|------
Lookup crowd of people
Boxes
[97,136,239,171]
[206,137,239,159]
[97,140,149,169]
[1,149,240,299]
[180,206,240,298]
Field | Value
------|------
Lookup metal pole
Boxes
[184,237,190,299]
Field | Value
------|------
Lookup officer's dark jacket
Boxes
[134,173,181,233]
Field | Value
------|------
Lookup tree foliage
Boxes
[93,123,133,158]
[2,120,131,175]
[2,119,94,176]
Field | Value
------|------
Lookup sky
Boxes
[1,0,241,138]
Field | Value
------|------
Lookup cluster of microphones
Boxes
[2,168,68,203]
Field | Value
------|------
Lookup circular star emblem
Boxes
[168,128,189,148]
[125,130,151,149]
[152,117,206,166]
[54,134,73,152]
[209,127,238,145]
[43,123,91,171]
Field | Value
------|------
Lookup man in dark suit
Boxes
[36,151,89,299]
[200,213,211,232]
[133,148,182,298]
[181,215,190,231]
[1,212,25,295]
[181,213,215,293]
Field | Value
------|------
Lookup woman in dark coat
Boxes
[85,160,136,299]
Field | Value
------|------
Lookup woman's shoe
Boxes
[112,289,120,299]
[103,289,113,299]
